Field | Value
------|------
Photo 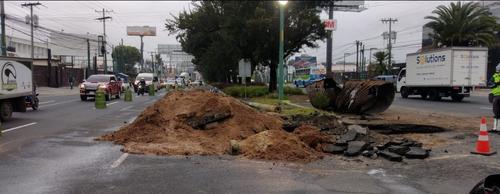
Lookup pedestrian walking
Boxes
[491,64,500,133]
[69,76,74,90]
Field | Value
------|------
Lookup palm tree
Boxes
[371,51,389,76]
[424,2,498,48]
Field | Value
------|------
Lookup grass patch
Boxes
[284,86,304,95]
[223,85,305,98]
[281,106,317,116]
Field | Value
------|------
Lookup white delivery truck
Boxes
[0,57,38,121]
[397,47,488,102]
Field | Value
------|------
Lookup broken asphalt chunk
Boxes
[344,141,367,156]
[379,150,403,162]
[387,145,410,155]
[339,129,358,142]
[322,144,346,154]
[405,147,430,159]
[348,125,367,135]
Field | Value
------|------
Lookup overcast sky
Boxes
[4,1,456,64]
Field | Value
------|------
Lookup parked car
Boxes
[80,74,122,101]
[165,78,176,88]
[133,73,159,92]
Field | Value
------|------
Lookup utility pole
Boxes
[361,45,365,79]
[95,8,112,74]
[149,51,156,75]
[343,53,346,77]
[87,33,91,78]
[0,0,6,56]
[325,1,334,77]
[93,55,97,74]
[355,40,359,79]
[22,1,41,97]
[140,35,144,70]
[381,18,397,71]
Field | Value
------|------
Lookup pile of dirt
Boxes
[99,89,437,163]
[239,129,325,162]
[99,89,327,162]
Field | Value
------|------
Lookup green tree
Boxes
[424,2,499,48]
[369,51,388,76]
[111,45,141,77]
[166,1,327,91]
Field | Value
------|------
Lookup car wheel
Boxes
[451,94,464,102]
[428,89,441,101]
[32,97,39,110]
[420,92,428,99]
[0,102,13,121]
[80,95,87,101]
[105,94,110,101]
[400,87,409,98]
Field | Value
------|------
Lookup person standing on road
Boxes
[491,64,500,133]
[69,76,74,90]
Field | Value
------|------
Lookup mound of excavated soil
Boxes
[99,89,327,162]
[239,130,324,162]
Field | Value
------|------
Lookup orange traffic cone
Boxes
[471,117,496,156]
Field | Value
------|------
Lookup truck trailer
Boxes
[396,47,488,102]
[0,57,38,121]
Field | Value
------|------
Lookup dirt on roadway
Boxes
[99,89,445,163]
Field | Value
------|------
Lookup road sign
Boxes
[324,19,337,31]
[238,59,251,78]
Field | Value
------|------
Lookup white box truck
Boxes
[396,47,488,102]
[0,57,37,121]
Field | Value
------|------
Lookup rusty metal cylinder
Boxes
[306,78,395,114]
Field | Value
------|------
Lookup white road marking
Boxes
[2,122,37,133]
[120,105,133,111]
[38,100,55,105]
[39,99,79,108]
[110,153,129,168]
[106,101,119,106]
[480,107,493,110]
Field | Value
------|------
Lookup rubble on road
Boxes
[98,89,438,163]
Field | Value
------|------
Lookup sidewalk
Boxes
[38,87,79,96]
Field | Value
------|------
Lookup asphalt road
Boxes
[0,89,498,193]
[392,94,492,117]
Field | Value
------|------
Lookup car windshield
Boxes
[86,75,109,82]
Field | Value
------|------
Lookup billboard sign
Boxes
[126,26,157,36]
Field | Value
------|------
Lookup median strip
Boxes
[2,122,37,133]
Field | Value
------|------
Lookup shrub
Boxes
[223,85,269,98]
[310,93,330,109]
[284,86,304,95]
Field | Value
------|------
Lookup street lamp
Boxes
[278,0,287,101]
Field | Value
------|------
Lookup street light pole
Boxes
[278,1,287,101]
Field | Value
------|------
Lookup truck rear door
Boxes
[451,49,488,87]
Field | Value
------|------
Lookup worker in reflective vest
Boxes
[491,64,500,133]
